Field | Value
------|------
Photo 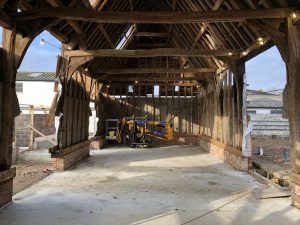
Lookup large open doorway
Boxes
[6,30,61,193]
[246,46,290,187]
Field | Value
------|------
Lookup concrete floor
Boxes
[1,145,300,225]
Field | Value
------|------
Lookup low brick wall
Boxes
[292,174,300,209]
[52,142,90,171]
[199,136,249,171]
[90,136,105,150]
[0,168,16,208]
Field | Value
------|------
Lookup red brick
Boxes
[0,168,15,208]
[199,137,249,171]
[53,145,90,171]
[292,176,300,209]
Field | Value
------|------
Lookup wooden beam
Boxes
[135,32,170,37]
[100,77,207,82]
[240,37,273,61]
[128,0,133,11]
[192,0,225,48]
[48,27,69,43]
[93,67,216,74]
[46,0,84,34]
[172,0,176,11]
[96,0,109,10]
[107,82,199,87]
[68,20,83,33]
[136,43,168,47]
[81,0,92,8]
[183,0,225,67]
[0,9,12,28]
[28,125,56,146]
[98,24,115,48]
[14,8,293,23]
[64,48,240,58]
[0,0,8,8]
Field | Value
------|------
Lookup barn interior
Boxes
[0,0,300,224]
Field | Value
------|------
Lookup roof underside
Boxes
[2,0,300,86]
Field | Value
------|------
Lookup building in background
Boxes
[15,72,97,150]
[247,89,289,137]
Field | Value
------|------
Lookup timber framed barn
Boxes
[0,0,300,222]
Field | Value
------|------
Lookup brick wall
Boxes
[0,179,13,208]
[252,136,290,154]
[15,114,30,148]
[0,168,16,208]
[15,114,55,148]
[292,175,300,209]
[53,144,90,171]
[199,136,249,171]
[90,136,105,150]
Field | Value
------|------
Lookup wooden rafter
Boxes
[98,24,115,48]
[181,0,225,67]
[192,0,225,49]
[135,32,170,37]
[128,0,134,11]
[0,10,12,28]
[46,0,83,34]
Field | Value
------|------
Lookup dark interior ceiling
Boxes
[2,0,300,86]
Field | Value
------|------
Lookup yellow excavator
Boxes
[105,115,176,148]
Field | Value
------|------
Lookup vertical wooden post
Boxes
[191,86,194,134]
[0,29,32,170]
[272,18,300,209]
[227,71,233,146]
[29,105,34,149]
[138,85,141,115]
[229,58,246,150]
[286,20,300,175]
[165,86,168,121]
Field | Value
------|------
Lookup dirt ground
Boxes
[12,161,54,194]
[251,136,291,186]
[252,136,290,165]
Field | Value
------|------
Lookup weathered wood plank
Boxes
[94,67,216,74]
[135,32,170,37]
[15,8,292,23]
[65,48,240,58]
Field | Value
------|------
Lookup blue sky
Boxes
[0,28,286,91]
[0,28,61,72]
[246,46,286,91]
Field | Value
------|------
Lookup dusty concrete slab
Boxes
[18,149,53,163]
[1,145,300,225]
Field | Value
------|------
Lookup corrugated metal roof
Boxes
[16,72,55,81]
[247,90,282,108]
